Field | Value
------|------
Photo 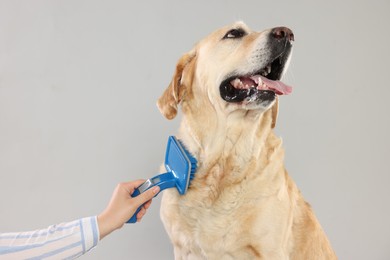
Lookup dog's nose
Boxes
[271,27,294,42]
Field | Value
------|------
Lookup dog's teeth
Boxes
[231,78,242,88]
[232,78,241,84]
[257,76,263,85]
[260,66,271,76]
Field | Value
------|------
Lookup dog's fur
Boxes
[157,22,337,259]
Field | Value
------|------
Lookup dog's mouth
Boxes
[219,56,292,103]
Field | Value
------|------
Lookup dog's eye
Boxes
[223,28,246,39]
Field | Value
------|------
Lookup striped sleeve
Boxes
[0,216,100,259]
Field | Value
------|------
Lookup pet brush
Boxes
[127,136,197,223]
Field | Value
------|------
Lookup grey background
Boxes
[0,1,389,259]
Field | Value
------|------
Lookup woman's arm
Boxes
[0,216,99,259]
[0,180,159,259]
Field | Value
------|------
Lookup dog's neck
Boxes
[178,107,283,181]
[176,106,286,204]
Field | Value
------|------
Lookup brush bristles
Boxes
[177,139,198,180]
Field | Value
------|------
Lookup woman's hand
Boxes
[97,180,160,239]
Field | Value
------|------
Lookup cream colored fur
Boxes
[157,21,337,259]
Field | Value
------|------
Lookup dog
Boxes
[157,21,337,259]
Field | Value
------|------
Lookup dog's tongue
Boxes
[251,75,292,95]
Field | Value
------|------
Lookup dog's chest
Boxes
[171,181,266,255]
[162,182,292,259]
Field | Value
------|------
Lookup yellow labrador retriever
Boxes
[157,21,337,260]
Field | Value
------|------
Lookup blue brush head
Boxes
[126,136,198,223]
[165,136,197,195]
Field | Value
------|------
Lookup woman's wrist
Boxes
[97,212,116,240]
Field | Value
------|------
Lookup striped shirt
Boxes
[0,216,99,259]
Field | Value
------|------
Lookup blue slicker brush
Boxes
[127,136,197,223]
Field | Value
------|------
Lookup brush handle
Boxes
[126,172,176,223]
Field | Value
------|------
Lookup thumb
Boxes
[133,186,160,206]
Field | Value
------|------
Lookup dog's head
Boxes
[158,21,293,128]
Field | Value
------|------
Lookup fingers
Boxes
[136,207,147,221]
[134,186,160,206]
[133,184,159,222]
[143,199,152,209]
[130,179,147,187]
[121,179,146,193]
[117,180,160,223]
[136,201,154,221]
[120,180,160,200]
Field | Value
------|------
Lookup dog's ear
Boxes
[271,96,279,129]
[157,51,197,120]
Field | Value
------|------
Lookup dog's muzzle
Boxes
[220,27,294,105]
